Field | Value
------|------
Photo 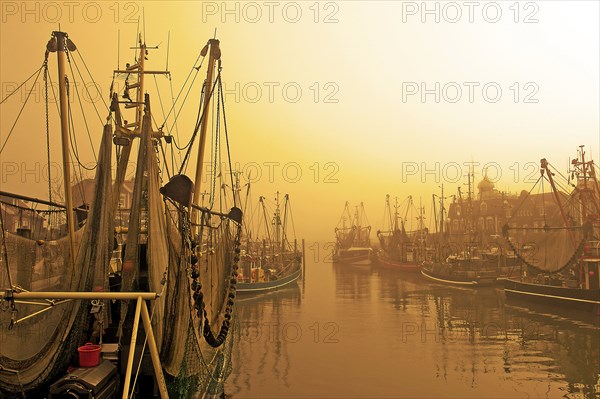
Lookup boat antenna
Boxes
[134,16,140,60]
[117,30,120,70]
[213,28,217,39]
[143,7,146,44]
[166,31,170,71]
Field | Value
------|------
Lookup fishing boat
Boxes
[503,147,600,313]
[237,192,303,294]
[421,179,517,287]
[332,202,373,265]
[0,30,242,398]
[376,195,426,272]
[421,248,500,286]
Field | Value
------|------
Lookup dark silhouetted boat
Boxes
[422,177,519,287]
[376,195,426,272]
[237,192,303,294]
[503,147,600,314]
[333,202,373,265]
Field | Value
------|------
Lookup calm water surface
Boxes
[226,258,600,398]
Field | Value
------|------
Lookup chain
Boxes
[43,58,53,230]
[8,300,17,330]
[190,217,242,348]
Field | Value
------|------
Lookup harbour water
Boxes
[227,255,600,398]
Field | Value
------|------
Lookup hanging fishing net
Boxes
[0,125,114,397]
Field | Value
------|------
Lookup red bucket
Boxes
[78,343,101,367]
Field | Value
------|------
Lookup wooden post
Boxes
[140,301,169,398]
[122,296,143,399]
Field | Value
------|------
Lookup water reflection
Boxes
[229,285,301,397]
[228,262,599,398]
[332,262,373,301]
[369,266,598,398]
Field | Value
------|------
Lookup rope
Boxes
[171,83,206,155]
[217,75,236,207]
[0,207,14,289]
[0,65,44,105]
[505,173,544,222]
[66,48,98,162]
[168,75,183,166]
[0,65,44,154]
[158,139,172,180]
[45,67,61,115]
[66,80,96,172]
[153,74,168,127]
[178,75,220,175]
[71,47,111,121]
[161,50,206,131]
[65,80,91,214]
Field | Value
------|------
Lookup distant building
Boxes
[1,179,134,239]
[72,178,134,209]
[72,179,134,227]
[446,174,568,239]
[0,195,47,238]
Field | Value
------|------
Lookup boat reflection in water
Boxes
[227,257,599,398]
[227,285,301,397]
[390,271,599,398]
[332,262,374,301]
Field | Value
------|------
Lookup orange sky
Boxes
[1,1,598,240]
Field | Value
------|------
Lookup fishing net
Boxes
[0,125,114,397]
[120,100,238,397]
[502,186,596,275]
[504,224,590,274]
[335,227,355,249]
[158,213,237,397]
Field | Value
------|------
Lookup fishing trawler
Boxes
[0,30,242,398]
[376,195,426,272]
[503,147,600,313]
[333,202,373,265]
[237,192,303,294]
[422,178,519,286]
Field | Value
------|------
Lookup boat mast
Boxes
[393,196,399,231]
[113,37,145,212]
[273,192,281,254]
[418,197,425,259]
[432,194,438,234]
[466,167,474,235]
[541,158,572,231]
[402,196,413,232]
[281,194,289,252]
[192,39,221,225]
[580,146,589,221]
[111,34,169,212]
[54,31,76,266]
[259,196,271,243]
[439,184,445,236]
[573,145,600,222]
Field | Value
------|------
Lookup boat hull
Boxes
[237,268,302,293]
[504,279,600,313]
[420,266,496,286]
[377,253,421,272]
[332,248,373,266]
